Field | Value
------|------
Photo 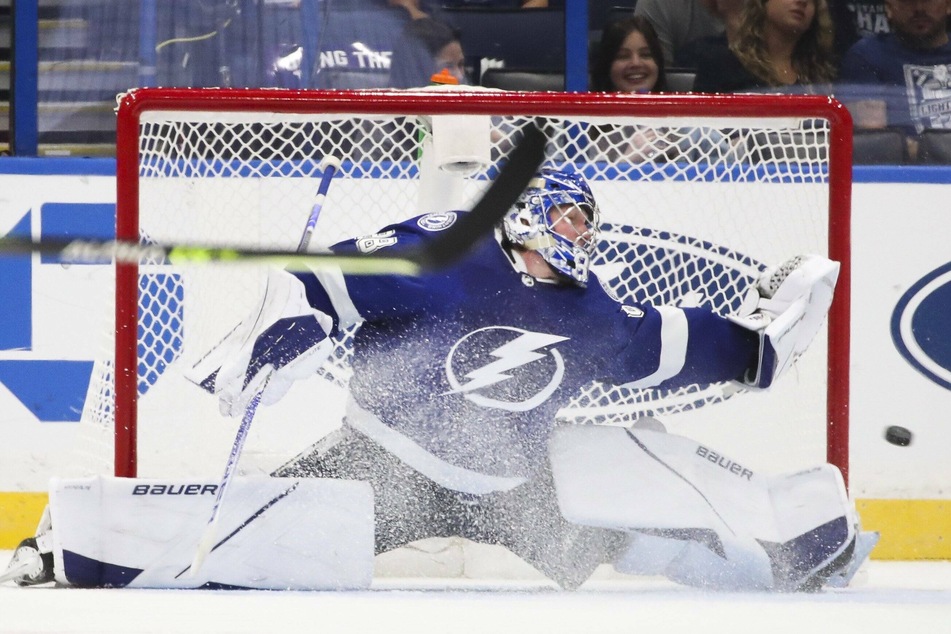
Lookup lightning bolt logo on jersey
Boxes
[295,212,760,487]
[445,327,569,412]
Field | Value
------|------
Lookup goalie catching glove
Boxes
[189,268,334,417]
[732,254,839,390]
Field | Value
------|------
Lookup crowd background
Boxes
[2,0,949,163]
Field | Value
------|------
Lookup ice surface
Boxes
[2,554,950,634]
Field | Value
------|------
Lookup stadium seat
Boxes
[853,128,907,165]
[915,129,951,165]
[480,69,564,91]
[665,71,696,93]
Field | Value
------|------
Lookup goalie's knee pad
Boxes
[732,254,839,389]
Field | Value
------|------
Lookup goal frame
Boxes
[113,87,853,484]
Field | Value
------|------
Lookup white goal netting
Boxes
[74,90,848,507]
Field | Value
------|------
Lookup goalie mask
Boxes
[501,169,600,286]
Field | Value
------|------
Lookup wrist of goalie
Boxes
[222,325,333,417]
[728,313,778,390]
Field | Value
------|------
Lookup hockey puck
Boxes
[884,425,913,447]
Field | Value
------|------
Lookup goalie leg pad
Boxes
[47,475,374,590]
[548,425,866,591]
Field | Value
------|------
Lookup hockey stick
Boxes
[0,126,545,276]
[187,390,263,577]
[189,156,342,577]
[297,156,341,253]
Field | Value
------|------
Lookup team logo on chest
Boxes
[444,326,569,411]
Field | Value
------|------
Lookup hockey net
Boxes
[76,90,850,576]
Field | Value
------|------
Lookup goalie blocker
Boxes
[5,476,373,589]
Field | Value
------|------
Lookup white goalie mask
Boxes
[501,169,600,286]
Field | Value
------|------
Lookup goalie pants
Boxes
[274,423,625,589]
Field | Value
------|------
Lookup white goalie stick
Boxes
[0,124,546,277]
[187,155,342,577]
[186,392,263,577]
[175,125,546,577]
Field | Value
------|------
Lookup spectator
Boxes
[388,0,431,20]
[589,17,724,162]
[590,16,669,162]
[675,0,746,68]
[693,0,837,93]
[388,18,468,88]
[591,16,667,92]
[634,0,726,68]
[838,0,951,137]
[829,0,890,59]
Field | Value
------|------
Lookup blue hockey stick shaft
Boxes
[296,157,340,253]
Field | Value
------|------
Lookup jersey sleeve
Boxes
[603,301,759,390]
[292,213,462,336]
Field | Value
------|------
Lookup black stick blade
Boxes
[418,124,546,270]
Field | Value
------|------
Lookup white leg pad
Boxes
[49,475,374,590]
[549,425,857,590]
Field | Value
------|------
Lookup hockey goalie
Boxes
[5,169,877,591]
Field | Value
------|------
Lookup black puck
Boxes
[884,425,913,446]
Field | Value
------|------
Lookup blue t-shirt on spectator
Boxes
[839,33,951,133]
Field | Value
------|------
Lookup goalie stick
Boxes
[0,125,546,276]
[297,156,341,253]
[180,125,545,576]
[187,156,342,577]
[186,392,264,577]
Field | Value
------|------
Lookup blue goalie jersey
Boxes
[295,212,758,492]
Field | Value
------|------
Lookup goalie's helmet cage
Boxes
[502,169,601,286]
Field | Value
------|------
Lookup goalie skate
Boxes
[2,537,54,586]
[825,530,881,589]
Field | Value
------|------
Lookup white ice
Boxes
[2,555,950,634]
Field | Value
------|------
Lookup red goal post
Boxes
[104,88,852,486]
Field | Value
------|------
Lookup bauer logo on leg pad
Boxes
[132,483,219,495]
[52,476,374,590]
[696,445,753,480]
